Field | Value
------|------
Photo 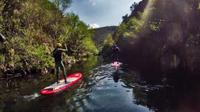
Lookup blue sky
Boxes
[67,0,142,28]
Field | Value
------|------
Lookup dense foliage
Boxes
[115,0,200,81]
[0,0,98,75]
[92,26,116,51]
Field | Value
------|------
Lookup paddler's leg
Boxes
[61,61,67,84]
[55,62,60,83]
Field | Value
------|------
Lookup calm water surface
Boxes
[0,57,200,112]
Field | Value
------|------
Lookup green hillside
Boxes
[0,0,98,75]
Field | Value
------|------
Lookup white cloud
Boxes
[89,0,96,6]
[89,23,100,29]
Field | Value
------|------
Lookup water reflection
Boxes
[112,72,120,83]
[23,93,40,101]
[1,57,199,112]
[0,60,153,112]
[73,63,153,112]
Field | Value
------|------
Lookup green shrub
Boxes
[0,0,98,73]
[0,54,4,63]
[83,37,99,54]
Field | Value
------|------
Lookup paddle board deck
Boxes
[40,73,82,95]
[111,61,122,67]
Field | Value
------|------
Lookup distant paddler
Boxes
[112,44,120,62]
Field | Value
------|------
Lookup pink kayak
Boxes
[40,73,82,95]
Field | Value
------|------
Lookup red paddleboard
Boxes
[111,61,122,67]
[40,73,82,95]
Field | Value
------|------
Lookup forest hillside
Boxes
[0,0,98,75]
[115,0,200,82]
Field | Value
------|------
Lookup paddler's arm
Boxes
[57,48,67,52]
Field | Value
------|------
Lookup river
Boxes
[0,56,200,112]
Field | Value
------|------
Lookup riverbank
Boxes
[0,55,98,80]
